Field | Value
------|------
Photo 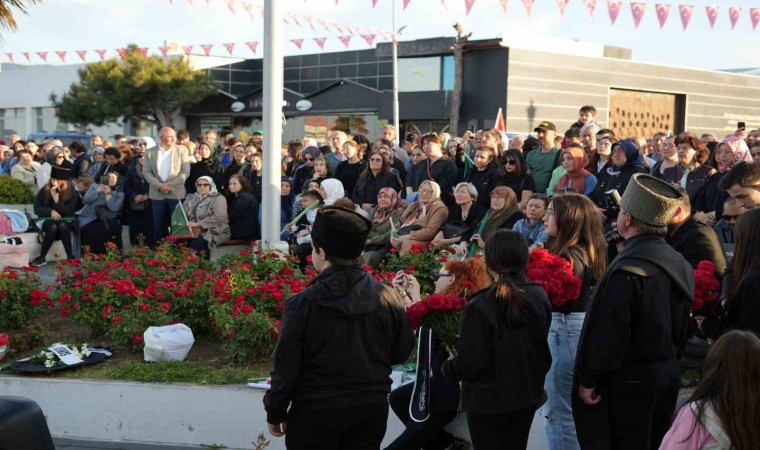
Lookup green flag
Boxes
[170,202,193,237]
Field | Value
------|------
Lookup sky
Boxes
[0,0,759,71]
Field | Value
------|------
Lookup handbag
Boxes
[397,224,422,236]
[129,199,147,212]
[442,221,470,239]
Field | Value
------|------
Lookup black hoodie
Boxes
[264,265,414,423]
[575,235,694,389]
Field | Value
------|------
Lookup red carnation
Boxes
[405,294,468,348]
[526,249,582,308]
[692,260,720,312]
[133,333,143,346]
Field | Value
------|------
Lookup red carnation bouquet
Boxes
[526,249,582,308]
[406,294,468,348]
[692,260,720,312]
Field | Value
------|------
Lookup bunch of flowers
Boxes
[692,260,721,312]
[381,244,455,295]
[0,266,50,330]
[405,294,468,348]
[526,249,582,308]
[27,342,91,368]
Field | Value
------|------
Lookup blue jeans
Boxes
[151,198,179,247]
[542,312,584,450]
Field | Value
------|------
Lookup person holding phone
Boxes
[78,171,125,255]
[31,167,81,266]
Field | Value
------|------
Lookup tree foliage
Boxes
[51,44,217,129]
[0,0,41,36]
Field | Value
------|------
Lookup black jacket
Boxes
[696,171,729,217]
[442,281,552,414]
[263,265,414,423]
[591,165,648,210]
[725,271,760,336]
[414,158,459,207]
[227,191,260,241]
[186,158,226,195]
[667,216,727,277]
[575,235,694,389]
[351,171,403,206]
[34,186,81,219]
[335,160,367,197]
[465,163,500,208]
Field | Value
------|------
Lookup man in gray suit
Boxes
[142,127,192,246]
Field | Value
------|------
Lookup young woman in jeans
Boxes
[541,193,607,450]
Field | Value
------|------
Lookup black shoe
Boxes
[31,256,47,267]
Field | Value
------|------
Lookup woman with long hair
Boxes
[226,174,260,243]
[31,172,81,266]
[364,187,406,267]
[494,149,535,210]
[720,208,760,335]
[282,140,303,177]
[461,186,524,255]
[660,330,760,449]
[391,180,448,254]
[386,258,491,450]
[671,134,716,206]
[353,150,403,212]
[334,140,367,197]
[187,141,226,195]
[540,193,607,450]
[443,230,552,449]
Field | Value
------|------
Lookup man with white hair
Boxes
[302,137,318,148]
[326,131,347,173]
[581,123,601,161]
[381,124,409,164]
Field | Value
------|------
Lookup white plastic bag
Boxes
[143,324,195,362]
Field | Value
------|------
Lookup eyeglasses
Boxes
[55,155,65,159]
[196,183,210,187]
[505,160,517,166]
[369,158,383,162]
[434,272,451,279]
[303,157,314,161]
[544,208,554,217]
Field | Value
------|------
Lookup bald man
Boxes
[142,127,192,246]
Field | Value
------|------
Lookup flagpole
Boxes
[392,0,400,144]
[176,195,195,238]
[262,0,284,246]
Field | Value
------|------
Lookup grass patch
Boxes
[680,370,703,388]
[108,360,268,384]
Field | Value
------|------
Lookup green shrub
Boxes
[0,175,35,204]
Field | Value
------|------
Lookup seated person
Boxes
[364,188,406,268]
[512,193,549,248]
[431,182,487,247]
[391,181,448,255]
[181,176,230,259]
[31,167,81,266]
[460,186,525,256]
[226,174,260,243]
[291,190,323,269]
[79,171,125,255]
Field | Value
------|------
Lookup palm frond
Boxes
[0,0,43,33]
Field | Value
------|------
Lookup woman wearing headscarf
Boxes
[182,175,230,259]
[186,141,226,195]
[79,171,125,255]
[591,139,648,218]
[318,178,346,206]
[292,146,320,195]
[279,176,295,241]
[696,136,753,221]
[391,180,448,255]
[494,149,535,210]
[364,187,406,267]
[553,144,597,196]
[461,186,524,255]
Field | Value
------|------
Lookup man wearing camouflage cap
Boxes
[573,174,695,450]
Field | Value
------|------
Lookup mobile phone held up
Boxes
[738,121,746,131]
[100,176,109,185]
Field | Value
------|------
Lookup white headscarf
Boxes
[139,137,156,149]
[320,178,345,206]
[195,175,218,195]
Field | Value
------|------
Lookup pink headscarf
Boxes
[718,136,752,173]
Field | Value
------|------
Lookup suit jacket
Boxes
[142,144,191,200]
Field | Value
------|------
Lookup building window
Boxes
[442,55,455,91]
[398,57,442,92]
[35,107,58,133]
[1,108,26,138]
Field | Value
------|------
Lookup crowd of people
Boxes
[2,105,760,449]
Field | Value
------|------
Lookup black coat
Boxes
[668,164,716,206]
[34,186,81,219]
[591,165,648,210]
[263,265,414,423]
[442,281,552,414]
[696,171,729,217]
[419,158,459,207]
[351,171,402,206]
[465,163,500,208]
[667,216,727,277]
[227,191,260,242]
[442,202,487,243]
[725,270,760,336]
[186,158,226,194]
[335,160,367,197]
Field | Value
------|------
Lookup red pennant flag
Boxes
[330,21,344,33]
[464,0,476,15]
[4,53,13,63]
[182,45,193,56]
[728,6,741,29]
[678,4,694,30]
[583,0,597,18]
[226,0,235,13]
[291,39,304,49]
[22,52,30,62]
[95,49,106,61]
[223,43,235,54]
[751,8,760,30]
[138,48,148,58]
[655,3,670,28]
[522,0,535,16]
[242,1,254,19]
[76,50,87,62]
[313,37,328,50]
[56,51,67,62]
[372,0,379,6]
[318,18,330,31]
[304,16,316,30]
[630,2,646,27]
[200,44,213,56]
[607,0,622,25]
[36,51,48,62]
[499,0,508,14]
[705,6,719,29]
[246,41,259,54]
[495,108,506,132]
[403,0,412,9]
[360,34,376,47]
[187,0,193,4]
[288,13,301,26]
[116,48,127,61]
[338,35,352,48]
[158,46,170,58]
[557,0,570,17]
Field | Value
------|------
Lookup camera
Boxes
[604,189,622,218]
[604,228,623,245]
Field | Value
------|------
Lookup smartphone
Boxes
[100,176,109,185]
[467,124,475,132]
[738,121,746,131]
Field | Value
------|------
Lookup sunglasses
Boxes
[504,160,517,166]
[303,157,314,161]
[196,183,210,187]
[433,272,451,279]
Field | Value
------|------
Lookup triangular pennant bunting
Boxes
[201,44,214,56]
[55,51,67,62]
[241,1,255,19]
[751,8,760,30]
[557,0,570,17]
[246,41,259,54]
[225,0,235,13]
[679,4,694,30]
[139,48,148,58]
[4,53,13,63]
[304,16,316,30]
[403,0,412,9]
[313,37,328,50]
[223,43,236,54]
[608,0,623,25]
[290,39,304,49]
[583,0,597,17]
[182,45,193,56]
[318,18,330,31]
[331,21,344,33]
[630,2,646,28]
[655,3,670,28]
[22,52,30,62]
[36,51,48,62]
[522,0,535,16]
[76,50,87,61]
[289,13,301,26]
[499,0,508,14]
[705,6,719,29]
[728,6,741,29]
[372,0,379,6]
[95,49,106,61]
[338,35,352,48]
[360,34,376,47]
[464,0,476,15]
[158,46,170,57]
[116,48,127,61]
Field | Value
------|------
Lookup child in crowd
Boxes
[571,105,597,130]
